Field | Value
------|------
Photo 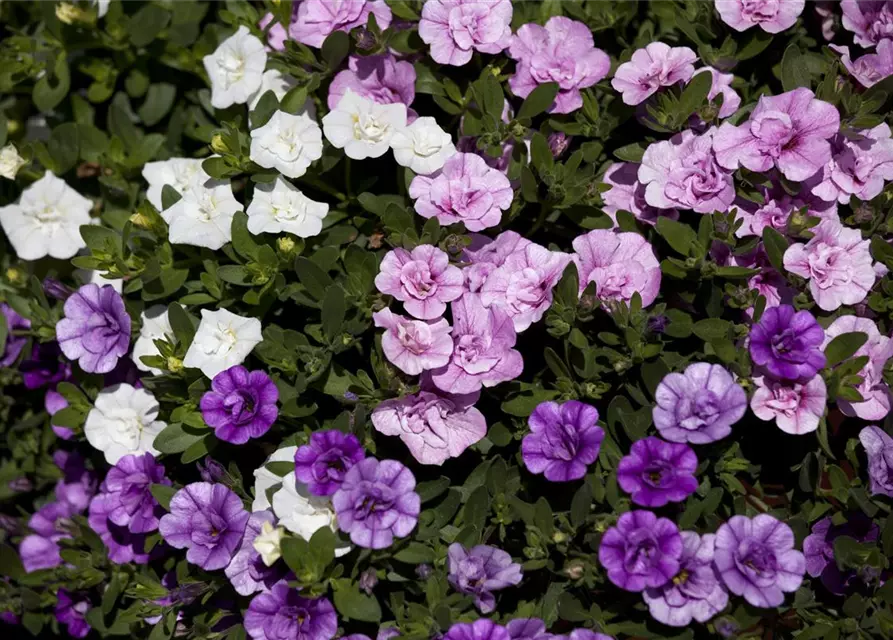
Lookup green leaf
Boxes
[530,132,554,175]
[33,54,70,112]
[781,44,810,92]
[321,31,350,70]
[656,217,697,256]
[517,82,559,120]
[129,4,172,48]
[49,123,80,174]
[139,83,177,127]
[333,584,381,622]
[416,477,450,503]
[81,225,121,256]
[294,257,334,301]
[825,332,868,367]
[167,303,195,347]
[321,285,346,342]
[612,142,646,163]
[678,70,712,116]
[693,318,732,341]
[153,422,205,454]
[394,542,436,564]
[463,486,489,534]
[871,236,893,269]
[762,226,788,273]
[231,211,260,260]
[150,484,176,511]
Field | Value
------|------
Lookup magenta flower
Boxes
[328,54,416,111]
[54,590,90,639]
[507,16,610,114]
[751,374,827,435]
[749,305,826,381]
[373,308,454,375]
[521,400,603,482]
[832,40,893,88]
[375,245,464,320]
[225,510,287,596]
[56,283,131,374]
[100,453,170,534]
[294,430,365,496]
[842,0,893,47]
[88,493,152,565]
[419,0,513,66]
[245,583,337,640]
[598,510,683,592]
[714,515,806,608]
[639,128,736,213]
[289,0,392,48]
[447,543,523,613]
[617,437,698,507]
[571,230,661,307]
[714,0,805,33]
[200,365,279,445]
[690,66,741,118]
[444,620,510,640]
[810,123,893,204]
[859,425,893,497]
[409,153,513,232]
[429,295,523,395]
[601,163,679,226]
[611,42,697,106]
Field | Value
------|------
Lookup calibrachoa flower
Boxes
[294,430,365,496]
[141,157,210,214]
[748,304,827,381]
[332,457,420,549]
[46,390,73,440]
[690,66,742,119]
[289,0,392,48]
[159,482,250,570]
[375,245,464,320]
[713,514,806,608]
[419,0,513,66]
[0,303,30,367]
[56,283,130,374]
[271,471,347,556]
[84,384,166,464]
[642,532,729,627]
[246,176,329,238]
[571,230,661,307]
[611,42,697,106]
[249,69,301,110]
[390,116,457,175]
[88,492,152,565]
[832,40,893,88]
[598,510,684,592]
[19,502,75,573]
[465,230,532,269]
[804,513,879,595]
[810,123,893,204]
[54,590,90,639]
[447,543,523,613]
[617,437,698,507]
[0,143,26,180]
[53,451,96,513]
[521,400,603,482]
[132,305,174,375]
[322,90,407,160]
[507,16,610,114]
[841,0,893,47]
[328,54,416,111]
[601,163,679,226]
[506,619,550,640]
[244,583,337,640]
[653,363,747,444]
[200,365,279,444]
[203,26,267,109]
[20,341,70,389]
[165,180,241,250]
[249,110,324,179]
[373,308,454,375]
[224,510,287,596]
[444,619,510,640]
[183,308,263,379]
[750,374,827,435]
[100,453,170,534]
[859,425,893,497]
[714,0,805,33]
[409,152,513,232]
[732,183,837,238]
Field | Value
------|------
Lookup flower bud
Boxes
[277,236,297,255]
[210,134,229,155]
[129,211,153,230]
[5,267,25,286]
[564,560,585,580]
[358,568,378,594]
[252,521,286,567]
[43,278,73,301]
[55,3,91,24]
[0,144,27,180]
[167,356,184,373]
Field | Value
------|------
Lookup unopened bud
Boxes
[277,236,297,255]
[166,356,184,373]
[55,3,90,24]
[129,211,153,229]
[5,267,25,285]
[253,521,285,567]
[210,134,229,155]
[359,568,378,594]
[564,560,585,580]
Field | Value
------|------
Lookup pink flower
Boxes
[810,123,893,204]
[611,42,697,106]
[373,308,453,375]
[783,218,876,311]
[714,0,805,34]
[430,295,523,394]
[327,54,416,111]
[480,243,571,332]
[507,16,610,114]
[690,67,741,118]
[602,163,679,226]
[375,245,465,320]
[822,316,893,420]
[733,250,795,316]
[639,128,736,213]
[409,153,513,232]
[464,231,532,266]
[832,40,893,88]
[842,0,893,48]
[751,374,827,435]
[419,0,512,66]
[713,88,841,182]
[572,230,661,307]
[733,184,837,238]
[289,0,392,48]
[259,8,296,52]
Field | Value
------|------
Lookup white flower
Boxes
[141,158,211,218]
[165,180,241,250]
[84,383,166,464]
[249,110,323,178]
[322,89,407,160]
[0,173,92,261]
[132,304,176,375]
[203,25,267,109]
[390,117,456,175]
[0,144,27,180]
[253,521,286,566]
[74,269,123,294]
[183,308,263,378]
[94,0,109,18]
[246,177,328,237]
[271,471,350,556]
[252,446,298,511]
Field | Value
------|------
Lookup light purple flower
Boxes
[653,363,747,444]
[444,620,510,640]
[244,582,337,640]
[750,374,827,435]
[832,40,893,88]
[294,430,366,496]
[601,163,679,226]
[803,514,879,595]
[0,303,30,367]
[690,66,741,118]
[521,400,603,482]
[19,501,74,573]
[88,493,152,565]
[375,245,465,319]
[289,0,392,48]
[429,295,523,395]
[419,0,513,67]
[373,308,454,375]
[464,230,532,267]
[507,16,610,114]
[56,283,131,374]
[598,510,683,592]
[53,451,97,514]
[749,305,827,381]
[506,619,551,640]
[617,437,698,507]
[611,42,697,106]
[409,153,513,232]
[158,482,250,570]
[20,341,70,390]
[54,590,90,639]
[860,425,893,497]
[557,632,612,640]
[447,543,523,613]
[714,514,806,608]
[639,128,736,213]
[332,457,420,549]
[714,0,805,33]
[100,452,170,534]
[642,532,729,627]
[328,54,416,111]
[810,123,893,204]
[572,230,661,307]
[732,183,837,238]
[225,510,287,596]
[842,0,893,47]
[200,365,279,445]
[713,88,841,182]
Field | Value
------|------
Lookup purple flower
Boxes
[465,230,532,267]
[521,400,603,482]
[832,40,893,88]
[714,0,805,33]
[332,457,420,549]
[690,66,742,119]
[803,514,879,595]
[100,453,170,534]
[572,230,661,307]
[713,88,840,182]
[842,0,893,47]
[507,17,610,114]
[810,123,893,205]
[642,532,729,627]
[444,620,511,640]
[601,163,679,226]
[732,183,837,238]
[375,245,465,320]
[46,390,73,440]
[859,425,893,497]
[43,277,73,301]
[53,451,96,513]
[244,582,337,640]
[198,457,226,483]
[54,590,90,639]
[56,284,131,374]
[557,632,613,640]
[328,54,416,112]
[653,363,747,444]
[617,437,698,507]
[373,308,454,376]
[430,295,523,395]
[158,482,250,570]
[20,341,70,389]
[506,619,550,640]
[713,514,806,608]
[598,510,683,592]
[419,0,513,67]
[0,303,30,367]
[19,501,74,572]
[447,543,523,613]
[225,510,287,596]
[611,42,697,106]
[200,366,279,445]
[294,430,365,496]
[289,0,392,48]
[88,493,151,565]
[748,305,826,381]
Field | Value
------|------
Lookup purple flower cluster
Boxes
[447,543,523,612]
[200,365,279,445]
[294,430,365,496]
[521,400,604,482]
[56,284,131,374]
